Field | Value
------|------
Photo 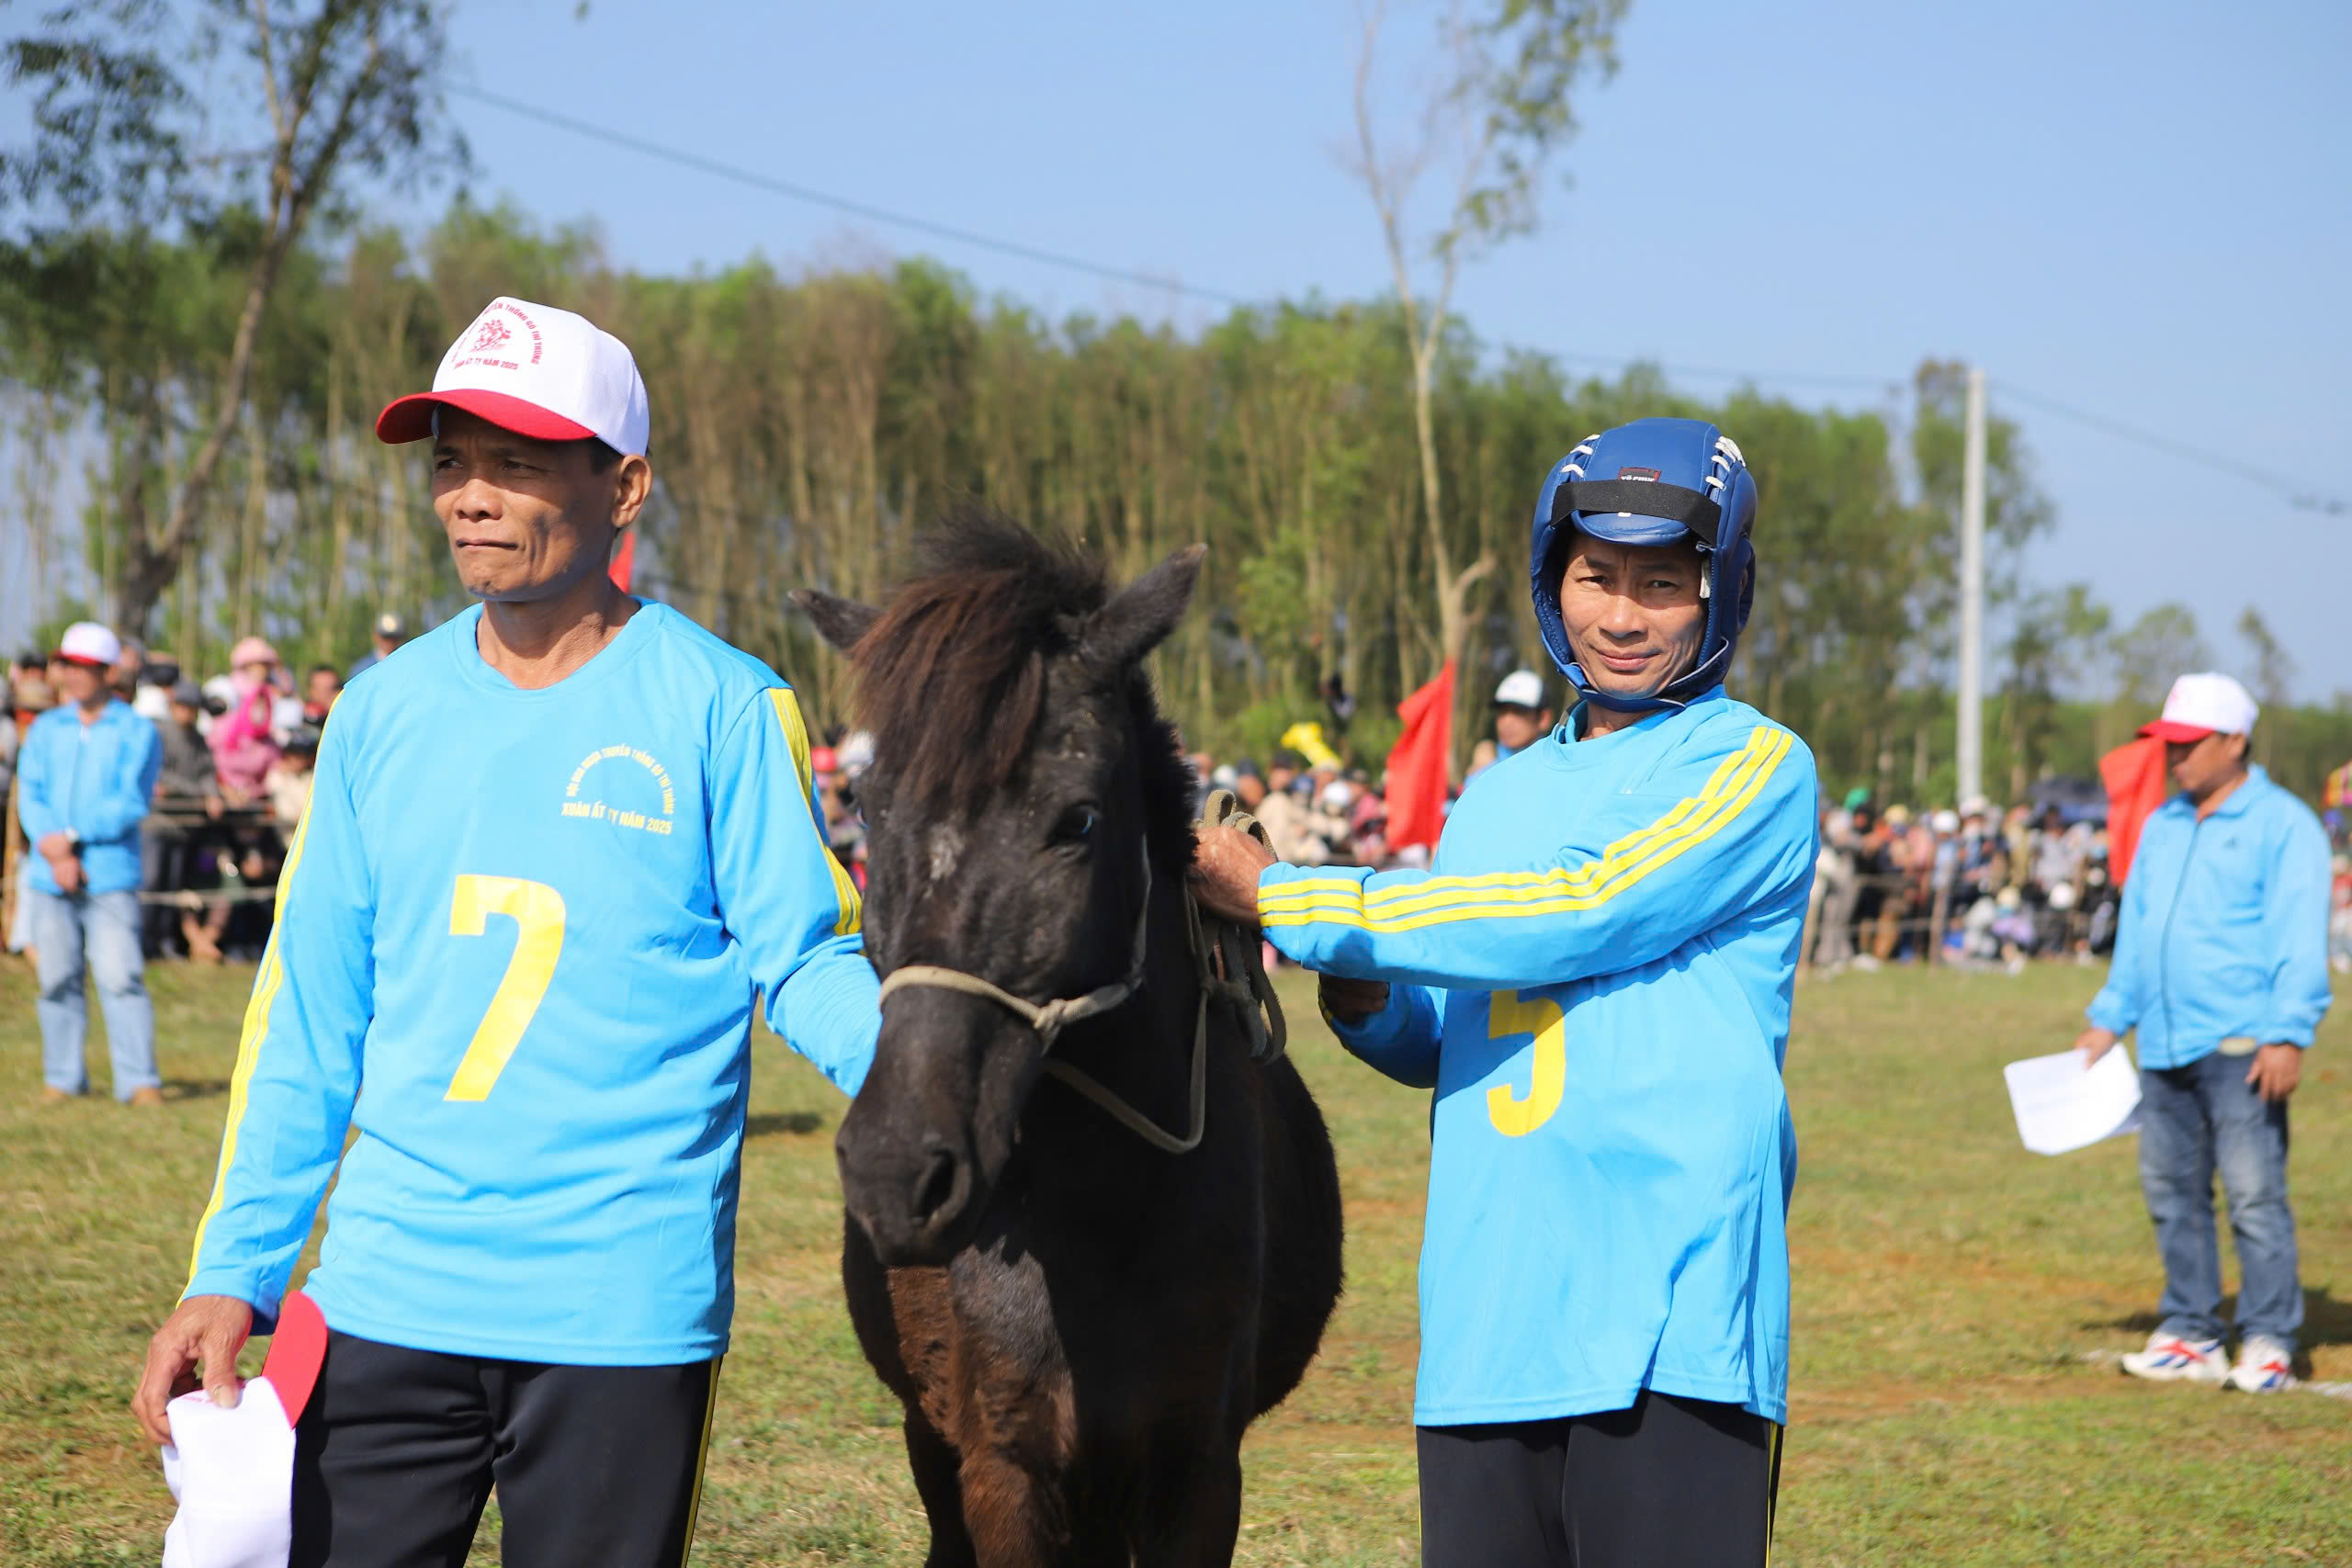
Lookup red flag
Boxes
[608,528,638,593]
[2098,736,2170,885]
[1384,660,1455,853]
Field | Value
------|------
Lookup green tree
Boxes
[3,0,459,635]
[1998,582,2110,796]
[2235,604,2296,769]
[2109,603,2211,712]
[1344,0,1627,702]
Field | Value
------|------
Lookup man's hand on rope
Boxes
[1191,823,1275,926]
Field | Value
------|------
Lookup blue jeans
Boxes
[2138,1049,2301,1350]
[28,888,160,1099]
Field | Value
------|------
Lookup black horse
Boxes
[795,512,1343,1567]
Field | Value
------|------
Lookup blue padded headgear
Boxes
[1529,416,1758,715]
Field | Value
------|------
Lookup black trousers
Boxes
[290,1330,720,1568]
[1418,1391,1781,1568]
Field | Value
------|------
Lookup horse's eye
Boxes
[1053,806,1099,845]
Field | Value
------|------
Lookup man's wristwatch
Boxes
[62,828,82,853]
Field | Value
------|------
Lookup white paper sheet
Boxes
[2003,1046,2143,1156]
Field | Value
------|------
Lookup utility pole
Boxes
[1956,366,1987,808]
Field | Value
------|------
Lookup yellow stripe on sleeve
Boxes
[184,796,317,1290]
[1260,733,1773,912]
[1261,726,1792,934]
[767,688,863,938]
[1264,732,1780,920]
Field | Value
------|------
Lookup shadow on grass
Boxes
[2090,1287,2352,1371]
[162,1079,231,1101]
[746,1111,826,1139]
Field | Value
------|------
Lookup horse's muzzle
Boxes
[839,1118,976,1267]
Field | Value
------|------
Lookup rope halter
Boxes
[875,845,1207,1152]
[869,793,1286,1156]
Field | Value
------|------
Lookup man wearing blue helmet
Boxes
[1196,416,1819,1567]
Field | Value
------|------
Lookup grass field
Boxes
[4,955,2347,1566]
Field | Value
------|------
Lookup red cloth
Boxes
[607,528,638,593]
[2099,736,2170,886]
[1384,661,1455,853]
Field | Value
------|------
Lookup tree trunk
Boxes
[232,403,266,640]
[324,354,350,637]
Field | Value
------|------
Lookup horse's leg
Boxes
[905,1410,978,1568]
[1131,1436,1242,1568]
[957,1445,1071,1568]
[844,1224,976,1565]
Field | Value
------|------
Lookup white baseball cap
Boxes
[1492,670,1547,710]
[158,1291,327,1568]
[2140,671,2258,743]
[55,621,122,669]
[375,297,650,457]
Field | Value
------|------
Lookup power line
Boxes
[463,95,1250,310]
[1991,381,2346,517]
[467,91,2348,518]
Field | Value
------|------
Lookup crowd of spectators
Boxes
[797,673,1557,897]
[3,615,408,966]
[803,732,1409,895]
[16,637,2350,983]
[1815,783,2352,978]
[1808,792,2121,976]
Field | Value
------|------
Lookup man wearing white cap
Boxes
[15,619,165,1105]
[1467,668,1556,777]
[2075,672,2332,1393]
[344,612,407,683]
[133,298,881,1566]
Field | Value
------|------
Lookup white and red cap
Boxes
[375,297,650,457]
[1492,670,1547,709]
[2140,671,2258,743]
[158,1291,328,1568]
[55,621,122,669]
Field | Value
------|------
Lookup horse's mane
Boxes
[848,507,1195,868]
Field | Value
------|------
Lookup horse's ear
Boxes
[791,589,881,654]
[1081,544,1206,674]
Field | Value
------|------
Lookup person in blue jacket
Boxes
[130,298,881,1568]
[1197,418,1818,1568]
[2075,671,2332,1394]
[17,619,165,1105]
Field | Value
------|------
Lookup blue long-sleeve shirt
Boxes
[183,603,880,1361]
[15,698,163,896]
[2087,765,2332,1067]
[1260,688,1818,1426]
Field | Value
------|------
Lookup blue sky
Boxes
[9,0,2347,701]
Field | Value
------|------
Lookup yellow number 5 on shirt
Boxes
[445,874,567,1101]
[1486,989,1566,1137]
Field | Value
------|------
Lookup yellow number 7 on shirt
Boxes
[1487,990,1566,1137]
[444,874,567,1101]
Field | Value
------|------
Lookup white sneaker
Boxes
[2225,1336,2294,1393]
[2119,1331,2229,1384]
